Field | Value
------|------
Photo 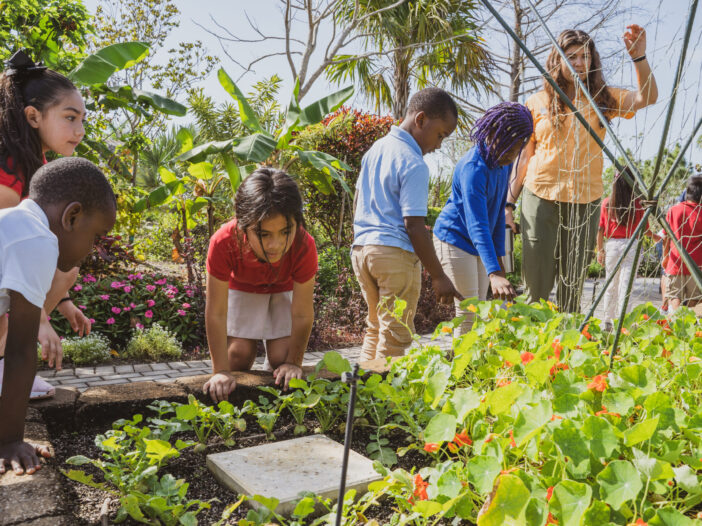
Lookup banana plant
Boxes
[176,67,353,196]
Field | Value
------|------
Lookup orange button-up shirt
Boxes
[524,88,636,204]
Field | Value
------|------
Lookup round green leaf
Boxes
[424,413,457,443]
[596,460,643,509]
[476,474,530,526]
[550,480,592,526]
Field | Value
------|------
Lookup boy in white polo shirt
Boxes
[352,88,461,360]
[0,157,116,476]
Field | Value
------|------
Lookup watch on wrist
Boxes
[505,202,517,211]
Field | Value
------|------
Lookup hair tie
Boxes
[4,50,47,77]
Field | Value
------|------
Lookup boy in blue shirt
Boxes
[433,102,534,334]
[0,158,116,476]
[352,88,461,360]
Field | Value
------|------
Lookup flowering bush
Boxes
[60,333,112,365]
[53,272,204,350]
[125,324,183,361]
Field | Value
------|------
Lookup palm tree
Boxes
[328,0,494,120]
[137,125,198,189]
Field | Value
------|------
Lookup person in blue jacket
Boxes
[433,102,534,334]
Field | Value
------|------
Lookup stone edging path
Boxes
[39,334,451,391]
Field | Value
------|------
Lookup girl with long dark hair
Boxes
[505,26,658,312]
[203,168,318,402]
[596,169,659,328]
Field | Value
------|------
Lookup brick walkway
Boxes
[38,277,662,392]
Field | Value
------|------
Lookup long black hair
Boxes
[0,50,77,196]
[608,168,636,226]
[234,167,305,262]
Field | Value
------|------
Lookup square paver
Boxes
[207,435,381,515]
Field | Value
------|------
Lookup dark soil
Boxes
[46,400,433,525]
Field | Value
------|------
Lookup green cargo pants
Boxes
[521,187,600,313]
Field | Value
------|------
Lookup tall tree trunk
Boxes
[392,51,411,120]
[509,0,524,102]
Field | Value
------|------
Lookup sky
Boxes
[82,0,702,181]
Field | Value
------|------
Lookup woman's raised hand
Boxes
[623,25,646,59]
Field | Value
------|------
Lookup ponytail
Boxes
[0,50,77,196]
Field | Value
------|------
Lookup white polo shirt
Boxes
[0,199,58,314]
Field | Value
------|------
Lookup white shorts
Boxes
[227,289,292,340]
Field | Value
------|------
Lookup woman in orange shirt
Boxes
[505,26,657,312]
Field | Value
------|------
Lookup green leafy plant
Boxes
[126,323,184,361]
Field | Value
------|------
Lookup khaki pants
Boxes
[433,236,490,335]
[521,187,600,313]
[351,245,421,360]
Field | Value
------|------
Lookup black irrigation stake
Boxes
[336,363,361,526]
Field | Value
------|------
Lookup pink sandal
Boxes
[0,359,55,400]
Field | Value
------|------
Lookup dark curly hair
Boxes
[470,102,533,169]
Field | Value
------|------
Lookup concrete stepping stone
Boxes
[206,434,381,515]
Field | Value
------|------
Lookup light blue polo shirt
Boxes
[352,126,430,253]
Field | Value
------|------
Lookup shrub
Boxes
[53,271,204,350]
[80,235,139,279]
[126,324,183,361]
[61,333,112,365]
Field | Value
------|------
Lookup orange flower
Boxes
[504,360,514,368]
[497,378,512,387]
[546,486,554,501]
[467,304,478,313]
[423,443,439,453]
[588,375,608,392]
[550,362,569,375]
[627,519,647,526]
[484,433,497,443]
[500,467,518,475]
[595,405,621,418]
[642,314,650,321]
[453,429,472,447]
[696,331,702,338]
[551,414,563,421]
[521,351,535,364]
[689,356,701,363]
[551,339,563,360]
[620,327,630,335]
[581,324,592,340]
[511,316,522,322]
[546,512,559,524]
[447,442,459,454]
[661,348,671,358]
[413,474,429,501]
[601,350,610,356]
[657,319,671,333]
[509,429,517,448]
[441,325,452,333]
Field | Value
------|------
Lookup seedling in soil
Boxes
[210,400,247,446]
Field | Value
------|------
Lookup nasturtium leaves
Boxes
[487,382,523,416]
[448,388,481,422]
[466,455,502,494]
[596,460,643,509]
[672,465,701,494]
[476,474,530,526]
[623,415,659,446]
[550,480,592,526]
[525,358,556,386]
[413,500,443,518]
[632,448,674,481]
[649,507,696,526]
[425,371,450,408]
[513,400,552,446]
[582,416,619,459]
[553,420,590,469]
[424,413,457,443]
[602,391,635,416]
[583,501,611,525]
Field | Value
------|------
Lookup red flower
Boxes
[588,375,608,392]
[549,362,569,375]
[627,519,647,526]
[546,486,554,501]
[642,314,650,320]
[581,324,592,340]
[497,378,511,387]
[521,351,535,364]
[551,339,563,360]
[453,429,472,447]
[413,474,429,501]
[661,348,672,358]
[546,512,559,524]
[509,429,517,448]
[504,360,514,368]
[423,443,439,453]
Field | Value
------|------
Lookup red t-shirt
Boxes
[0,158,25,197]
[206,218,318,293]
[599,197,647,239]
[665,201,702,276]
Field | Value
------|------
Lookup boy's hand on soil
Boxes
[433,274,463,305]
[203,371,237,403]
[489,273,516,301]
[0,441,52,476]
[273,363,302,391]
[38,319,63,370]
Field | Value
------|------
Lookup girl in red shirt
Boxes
[596,170,658,328]
[0,51,90,398]
[203,168,318,402]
